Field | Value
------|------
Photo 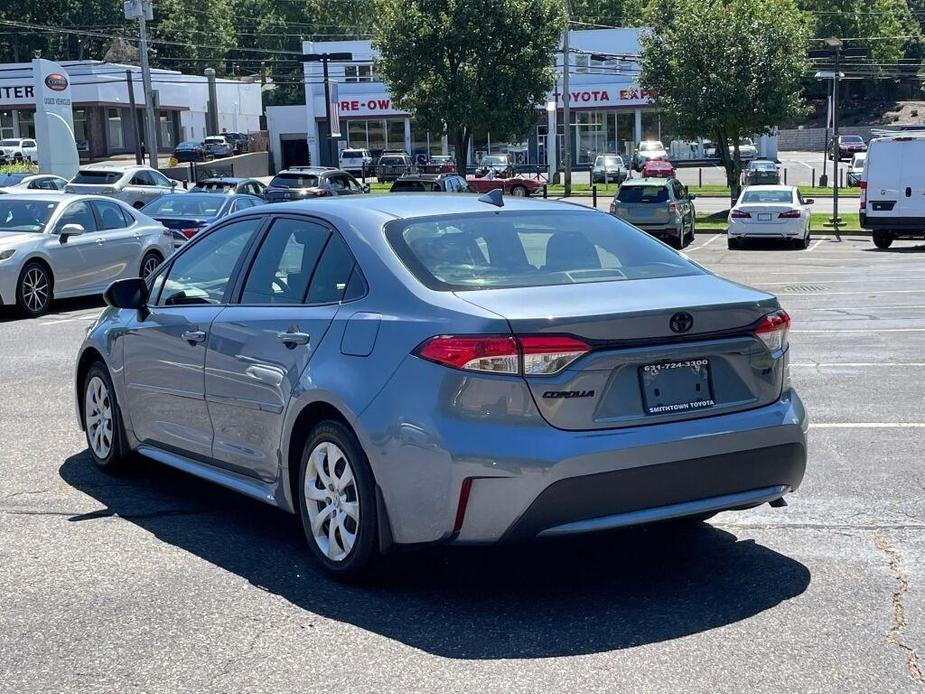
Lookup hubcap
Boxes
[142,255,160,278]
[304,442,359,562]
[85,376,113,459]
[22,267,49,313]
[512,187,526,197]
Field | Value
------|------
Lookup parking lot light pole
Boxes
[300,52,352,167]
[546,100,556,182]
[826,37,843,242]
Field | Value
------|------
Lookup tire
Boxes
[510,185,528,198]
[727,237,739,250]
[83,361,131,472]
[140,250,163,278]
[687,216,696,242]
[16,261,52,317]
[873,231,893,249]
[298,420,379,580]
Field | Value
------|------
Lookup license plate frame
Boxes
[639,359,715,416]
[758,212,772,221]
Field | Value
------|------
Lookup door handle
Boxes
[95,237,105,245]
[906,187,912,198]
[181,329,207,344]
[277,330,310,346]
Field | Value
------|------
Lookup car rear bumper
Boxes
[360,355,808,545]
[860,213,925,233]
[728,219,804,238]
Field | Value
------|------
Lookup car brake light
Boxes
[730,210,751,219]
[860,180,867,210]
[415,335,591,376]
[181,228,199,239]
[778,210,801,218]
[668,202,679,215]
[754,310,791,352]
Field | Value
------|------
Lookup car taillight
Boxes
[415,335,591,376]
[860,180,867,210]
[778,210,801,218]
[668,202,679,215]
[181,228,199,239]
[609,201,617,214]
[730,210,751,219]
[754,310,791,353]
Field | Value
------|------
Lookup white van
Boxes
[861,133,925,248]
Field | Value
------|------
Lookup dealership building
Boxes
[266,28,660,171]
[0,60,263,159]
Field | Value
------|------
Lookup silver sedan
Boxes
[0,193,174,317]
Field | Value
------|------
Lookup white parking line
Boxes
[780,289,925,297]
[807,239,824,252]
[756,277,924,287]
[792,362,925,367]
[792,328,925,333]
[689,235,721,251]
[810,423,925,429]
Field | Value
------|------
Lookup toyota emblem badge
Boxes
[669,311,694,333]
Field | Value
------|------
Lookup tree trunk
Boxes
[715,128,742,206]
[451,127,470,176]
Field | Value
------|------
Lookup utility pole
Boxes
[125,0,159,168]
[831,40,842,242]
[125,69,142,164]
[300,51,352,167]
[562,5,572,196]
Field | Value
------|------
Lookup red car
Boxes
[641,160,676,178]
[466,174,545,197]
[421,156,457,174]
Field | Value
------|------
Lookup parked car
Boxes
[78,194,807,579]
[66,165,182,209]
[730,137,758,161]
[222,132,249,154]
[173,141,212,163]
[477,154,511,176]
[641,160,675,179]
[376,153,414,182]
[632,141,667,171]
[860,133,925,248]
[591,154,628,184]
[466,174,544,197]
[389,174,470,192]
[142,192,264,247]
[265,167,368,202]
[0,173,68,194]
[609,178,695,249]
[846,152,866,187]
[743,159,780,186]
[202,136,233,159]
[829,134,867,161]
[190,177,267,198]
[339,148,374,176]
[0,193,172,316]
[0,138,37,163]
[421,155,457,174]
[727,185,813,250]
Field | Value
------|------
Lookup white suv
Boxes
[0,138,37,162]
[65,164,181,209]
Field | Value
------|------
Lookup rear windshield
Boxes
[741,189,793,204]
[386,210,702,291]
[0,139,20,147]
[638,142,662,152]
[379,156,406,165]
[391,180,433,192]
[595,155,622,166]
[143,194,224,216]
[750,161,776,170]
[341,150,365,157]
[72,170,122,184]
[269,174,319,188]
[0,199,58,233]
[177,141,201,148]
[842,136,864,143]
[616,185,669,203]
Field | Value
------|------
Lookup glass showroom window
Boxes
[107,109,124,150]
[0,110,13,139]
[158,112,175,149]
[386,119,405,151]
[347,120,367,149]
[17,110,35,138]
[73,109,89,151]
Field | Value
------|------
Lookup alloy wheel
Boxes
[85,376,114,459]
[21,266,49,314]
[142,254,161,278]
[304,441,360,562]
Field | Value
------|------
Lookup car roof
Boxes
[277,167,335,174]
[0,192,101,203]
[198,177,251,183]
[396,174,442,181]
[81,163,146,172]
[743,184,795,191]
[622,177,670,185]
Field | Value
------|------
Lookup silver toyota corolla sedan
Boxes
[75,194,808,578]
[0,193,173,316]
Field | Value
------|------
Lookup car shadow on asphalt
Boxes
[0,295,105,323]
[60,451,810,660]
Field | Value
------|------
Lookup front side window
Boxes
[159,217,262,305]
[240,218,329,304]
[387,211,702,291]
[0,200,58,233]
[150,170,172,187]
[57,201,98,233]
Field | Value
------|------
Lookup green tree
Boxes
[640,0,811,201]
[372,0,565,173]
[569,0,646,28]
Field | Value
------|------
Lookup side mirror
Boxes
[170,180,179,188]
[104,277,148,310]
[804,198,815,205]
[362,183,370,194]
[688,193,697,200]
[59,223,84,241]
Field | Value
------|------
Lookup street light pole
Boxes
[824,36,843,242]
[562,8,572,196]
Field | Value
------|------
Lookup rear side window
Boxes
[616,185,669,203]
[240,218,329,304]
[93,200,129,230]
[387,211,702,291]
[306,234,358,304]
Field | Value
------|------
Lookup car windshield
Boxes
[638,142,662,152]
[751,161,775,170]
[481,156,508,166]
[595,155,621,167]
[0,199,58,232]
[71,170,122,184]
[741,189,793,204]
[192,181,234,191]
[0,173,29,186]
[270,174,319,188]
[391,180,433,192]
[176,141,201,148]
[0,139,20,147]
[380,157,405,165]
[617,185,669,203]
[387,211,701,291]
[740,138,754,146]
[143,194,224,216]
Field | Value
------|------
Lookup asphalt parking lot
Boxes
[1,234,924,693]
